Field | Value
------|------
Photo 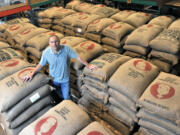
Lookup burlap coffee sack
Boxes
[148,58,172,72]
[0,58,31,80]
[66,0,82,10]
[38,18,52,24]
[5,84,53,122]
[124,12,152,27]
[39,23,52,29]
[123,51,146,59]
[5,23,36,37]
[102,45,122,53]
[149,29,180,54]
[81,85,109,104]
[168,18,180,30]
[13,27,48,46]
[102,22,134,42]
[138,72,180,122]
[84,53,131,82]
[108,58,159,102]
[139,127,161,135]
[0,41,10,49]
[72,14,102,34]
[90,4,119,17]
[137,109,180,134]
[77,121,115,135]
[0,18,30,32]
[74,2,93,13]
[123,44,148,55]
[109,105,134,127]
[0,48,25,62]
[53,19,62,25]
[108,88,136,111]
[26,47,42,59]
[101,37,125,48]
[9,96,52,129]
[49,8,76,19]
[19,100,91,135]
[125,24,163,47]
[85,33,101,43]
[148,50,178,66]
[37,7,62,18]
[52,25,65,33]
[64,28,75,36]
[87,18,116,33]
[0,105,52,135]
[60,36,86,48]
[111,10,136,22]
[72,41,103,70]
[138,119,176,135]
[83,76,108,91]
[109,97,137,122]
[0,67,50,112]
[148,15,175,28]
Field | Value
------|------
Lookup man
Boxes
[23,35,97,100]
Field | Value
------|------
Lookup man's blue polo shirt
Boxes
[40,45,78,83]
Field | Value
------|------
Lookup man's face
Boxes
[49,36,60,52]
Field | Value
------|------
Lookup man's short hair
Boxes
[49,35,60,43]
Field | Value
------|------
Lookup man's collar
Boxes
[50,45,63,55]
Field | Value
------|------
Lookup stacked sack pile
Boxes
[51,8,76,33]
[0,43,55,134]
[149,18,180,73]
[0,66,53,135]
[19,100,91,135]
[146,15,176,73]
[123,24,163,59]
[79,53,131,113]
[101,21,135,54]
[70,40,103,101]
[37,7,58,29]
[105,58,159,134]
[137,72,180,135]
[25,31,64,60]
[85,18,116,44]
[65,0,82,10]
[60,36,87,101]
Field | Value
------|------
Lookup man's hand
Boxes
[23,73,33,82]
[87,64,98,71]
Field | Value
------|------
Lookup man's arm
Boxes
[77,56,97,70]
[23,64,43,82]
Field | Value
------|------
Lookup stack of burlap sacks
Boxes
[136,72,180,135]
[70,39,103,102]
[79,53,130,112]
[101,21,135,54]
[148,18,180,73]
[0,42,55,135]
[19,100,116,135]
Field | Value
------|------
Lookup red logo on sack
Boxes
[34,116,58,135]
[88,131,104,135]
[18,67,34,80]
[97,4,105,7]
[0,59,19,67]
[79,16,88,20]
[9,25,20,31]
[80,42,95,50]
[133,60,152,71]
[147,24,153,28]
[62,40,67,44]
[20,28,32,35]
[47,32,56,36]
[109,24,122,29]
[150,83,175,99]
[92,19,101,24]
